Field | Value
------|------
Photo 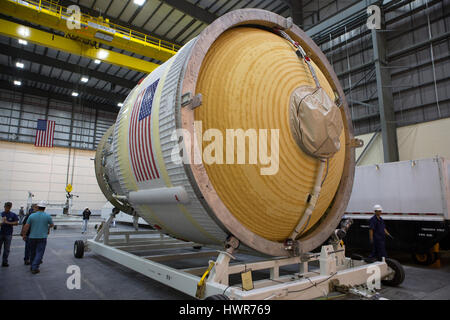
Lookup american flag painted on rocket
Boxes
[129,80,160,182]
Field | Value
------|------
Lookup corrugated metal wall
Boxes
[0,89,116,150]
[316,0,450,136]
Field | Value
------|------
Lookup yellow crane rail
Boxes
[0,19,159,73]
[2,0,180,62]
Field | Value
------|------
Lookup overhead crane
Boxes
[0,0,181,73]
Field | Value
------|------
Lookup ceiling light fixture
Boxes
[18,39,28,45]
[16,62,24,69]
[134,0,145,6]
[72,92,79,97]
[14,80,22,86]
[80,76,89,83]
[117,102,123,107]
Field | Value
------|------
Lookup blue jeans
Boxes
[29,238,47,271]
[0,235,12,264]
[24,237,31,262]
[82,219,88,233]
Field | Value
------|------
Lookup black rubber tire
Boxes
[205,294,229,300]
[382,258,405,286]
[53,225,57,230]
[193,245,202,250]
[74,240,85,259]
[351,253,364,261]
[412,251,437,266]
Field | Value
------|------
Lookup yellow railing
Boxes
[8,0,181,53]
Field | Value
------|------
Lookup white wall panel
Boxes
[0,141,107,214]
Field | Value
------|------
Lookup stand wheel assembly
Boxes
[382,258,405,287]
[204,294,229,300]
[74,240,85,259]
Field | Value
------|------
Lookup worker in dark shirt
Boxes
[369,204,393,261]
[21,203,38,265]
[0,202,19,267]
[82,207,91,234]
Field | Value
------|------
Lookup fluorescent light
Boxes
[134,0,145,5]
[17,26,30,38]
[18,39,28,45]
[16,62,24,69]
[94,59,101,64]
[80,76,89,83]
[72,92,79,97]
[117,102,123,107]
[97,49,109,60]
[14,80,22,86]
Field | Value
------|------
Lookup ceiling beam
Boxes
[160,0,218,24]
[2,66,127,103]
[0,19,159,74]
[59,0,183,47]
[0,80,118,114]
[0,45,136,90]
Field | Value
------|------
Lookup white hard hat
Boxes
[373,204,383,212]
[37,200,47,208]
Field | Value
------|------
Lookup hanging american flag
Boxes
[129,80,160,182]
[35,119,55,147]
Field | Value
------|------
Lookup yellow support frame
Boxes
[1,0,179,62]
[0,19,159,73]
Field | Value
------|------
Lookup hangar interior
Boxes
[0,0,449,300]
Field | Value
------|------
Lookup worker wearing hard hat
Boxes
[369,204,393,261]
[21,200,54,274]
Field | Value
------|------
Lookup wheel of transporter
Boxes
[381,258,405,286]
[205,294,229,300]
[53,225,57,230]
[74,240,85,259]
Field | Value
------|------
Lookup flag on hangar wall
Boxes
[35,119,55,147]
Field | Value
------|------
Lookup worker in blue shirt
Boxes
[369,204,393,261]
[22,200,54,274]
[1,201,19,267]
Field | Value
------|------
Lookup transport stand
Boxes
[52,216,103,230]
[74,214,403,300]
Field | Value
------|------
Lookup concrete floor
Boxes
[1,225,449,300]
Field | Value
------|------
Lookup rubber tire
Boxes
[382,258,405,287]
[205,294,229,300]
[53,225,57,230]
[412,251,437,266]
[193,245,203,250]
[94,224,98,230]
[74,240,85,259]
[351,253,364,261]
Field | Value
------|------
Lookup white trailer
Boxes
[344,157,450,264]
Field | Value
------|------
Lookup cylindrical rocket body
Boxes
[95,9,356,256]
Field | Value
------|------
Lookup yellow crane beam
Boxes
[1,0,179,62]
[0,19,159,73]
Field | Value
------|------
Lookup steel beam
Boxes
[305,0,380,38]
[0,19,159,73]
[161,0,217,24]
[0,45,136,90]
[1,0,178,61]
[2,66,126,102]
[0,80,117,113]
[372,13,399,163]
